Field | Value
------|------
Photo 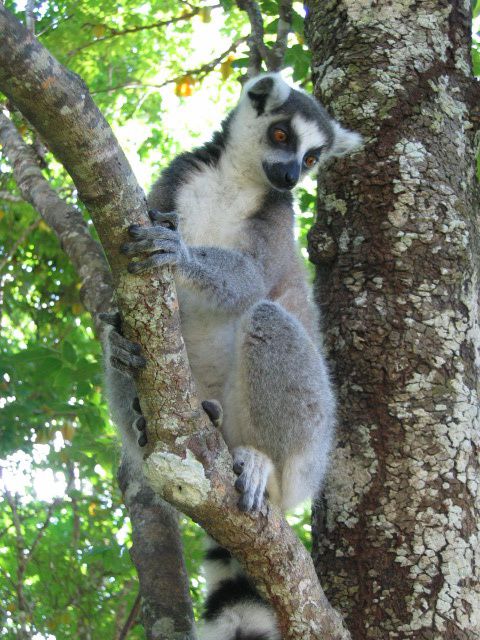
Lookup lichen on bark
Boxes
[306,1,480,638]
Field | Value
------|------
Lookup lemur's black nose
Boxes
[262,160,300,190]
[283,161,300,188]
[284,170,298,187]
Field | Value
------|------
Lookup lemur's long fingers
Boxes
[109,329,142,355]
[121,238,178,257]
[98,311,122,332]
[127,252,178,275]
[148,209,179,230]
[127,223,177,241]
[109,333,146,372]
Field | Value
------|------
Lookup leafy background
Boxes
[1,1,479,637]
[0,2,314,638]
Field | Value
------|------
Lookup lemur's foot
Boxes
[131,397,224,448]
[99,312,146,375]
[232,446,273,513]
[201,399,223,428]
[121,210,186,275]
[131,396,148,447]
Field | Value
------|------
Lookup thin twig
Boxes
[67,5,221,57]
[0,190,23,202]
[236,0,271,69]
[117,592,141,640]
[236,0,292,74]
[36,13,73,38]
[25,0,35,35]
[27,499,63,561]
[272,0,293,71]
[91,37,247,95]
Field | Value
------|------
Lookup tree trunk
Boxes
[306,1,480,638]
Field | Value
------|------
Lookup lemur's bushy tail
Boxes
[199,540,280,640]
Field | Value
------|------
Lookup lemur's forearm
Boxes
[177,246,266,311]
[122,219,267,312]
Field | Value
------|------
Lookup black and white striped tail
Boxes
[199,539,280,640]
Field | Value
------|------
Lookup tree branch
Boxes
[0,99,196,640]
[236,0,271,68]
[25,0,35,35]
[0,6,350,638]
[272,0,293,70]
[0,110,113,325]
[0,189,24,202]
[117,591,141,640]
[236,0,292,74]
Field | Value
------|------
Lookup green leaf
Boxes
[62,341,77,365]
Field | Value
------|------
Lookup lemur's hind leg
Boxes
[224,301,335,512]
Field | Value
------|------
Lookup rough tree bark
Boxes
[0,6,350,639]
[306,1,480,638]
[0,111,196,640]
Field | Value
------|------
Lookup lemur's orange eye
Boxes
[273,128,287,143]
[304,155,317,168]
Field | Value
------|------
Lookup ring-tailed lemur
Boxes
[102,73,361,640]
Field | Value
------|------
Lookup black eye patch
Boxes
[267,120,297,152]
[305,146,324,158]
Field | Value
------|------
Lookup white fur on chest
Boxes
[174,157,264,248]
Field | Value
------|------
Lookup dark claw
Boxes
[235,475,246,492]
[135,416,146,431]
[233,461,244,475]
[99,311,122,332]
[132,397,142,413]
[148,209,178,230]
[128,224,142,235]
[109,330,142,355]
[202,400,223,427]
[110,356,132,376]
[138,432,148,447]
[238,495,251,512]
[127,261,141,274]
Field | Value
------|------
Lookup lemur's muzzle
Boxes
[262,160,300,191]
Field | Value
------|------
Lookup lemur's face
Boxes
[260,114,327,191]
[232,74,361,192]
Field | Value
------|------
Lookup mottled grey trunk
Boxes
[306,1,480,638]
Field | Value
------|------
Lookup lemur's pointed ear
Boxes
[243,73,290,115]
[330,121,363,157]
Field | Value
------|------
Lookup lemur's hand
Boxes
[121,209,189,275]
[127,397,223,449]
[99,311,146,376]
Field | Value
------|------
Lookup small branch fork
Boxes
[236,0,293,76]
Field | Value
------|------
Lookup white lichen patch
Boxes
[323,424,378,531]
[151,616,194,640]
[318,66,346,97]
[144,449,211,508]
[323,193,348,216]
